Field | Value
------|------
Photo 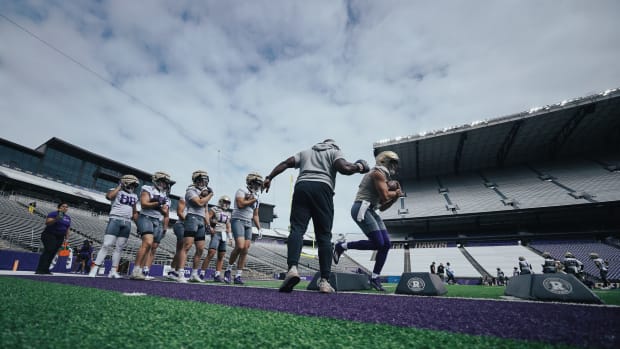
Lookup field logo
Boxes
[406,277,426,292]
[542,277,573,295]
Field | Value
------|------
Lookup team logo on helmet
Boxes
[375,151,400,176]
[542,277,573,295]
[406,277,426,292]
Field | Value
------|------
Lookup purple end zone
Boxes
[21,276,620,348]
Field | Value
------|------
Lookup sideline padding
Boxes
[504,273,603,304]
[307,272,371,291]
[395,272,447,296]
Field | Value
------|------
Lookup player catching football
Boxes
[332,151,402,291]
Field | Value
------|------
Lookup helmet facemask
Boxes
[194,175,209,190]
[120,175,139,193]
[246,172,264,193]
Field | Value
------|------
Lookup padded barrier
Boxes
[504,273,603,304]
[395,272,447,296]
[307,272,371,291]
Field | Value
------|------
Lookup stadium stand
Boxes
[410,247,481,278]
[464,244,545,276]
[529,240,620,281]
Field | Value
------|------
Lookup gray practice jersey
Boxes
[294,142,344,191]
[185,185,207,217]
[108,189,138,219]
[354,166,391,207]
[140,185,170,220]
[210,206,231,233]
[231,187,258,221]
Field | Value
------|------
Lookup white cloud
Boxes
[1,0,619,238]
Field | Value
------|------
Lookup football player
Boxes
[333,151,402,291]
[89,174,139,278]
[200,195,233,282]
[130,171,174,280]
[224,172,263,285]
[180,170,213,283]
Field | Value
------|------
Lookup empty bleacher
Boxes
[384,160,620,218]
[411,247,480,277]
[464,243,545,276]
[529,240,620,281]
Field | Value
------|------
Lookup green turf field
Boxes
[2,276,609,349]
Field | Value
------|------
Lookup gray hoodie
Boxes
[293,141,345,191]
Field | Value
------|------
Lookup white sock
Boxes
[214,271,220,277]
[289,265,298,274]
[236,270,242,277]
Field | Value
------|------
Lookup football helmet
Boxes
[564,252,574,258]
[518,256,525,261]
[375,151,400,176]
[120,174,139,193]
[152,171,173,192]
[192,170,209,189]
[218,195,231,210]
[246,172,264,193]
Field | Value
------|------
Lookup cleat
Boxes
[108,271,122,279]
[213,275,223,283]
[88,265,99,278]
[233,276,244,285]
[130,268,146,280]
[318,278,335,293]
[369,277,385,291]
[332,242,345,265]
[278,268,301,293]
[165,271,179,281]
[177,274,188,283]
[224,270,231,284]
[189,274,203,283]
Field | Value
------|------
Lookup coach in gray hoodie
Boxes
[263,139,369,293]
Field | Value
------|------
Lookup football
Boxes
[387,180,400,191]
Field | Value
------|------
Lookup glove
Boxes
[158,196,167,207]
[355,159,370,173]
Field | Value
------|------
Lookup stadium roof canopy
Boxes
[374,88,620,181]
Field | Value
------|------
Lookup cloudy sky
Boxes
[1,1,619,238]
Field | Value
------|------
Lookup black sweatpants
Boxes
[288,181,334,279]
[36,232,65,273]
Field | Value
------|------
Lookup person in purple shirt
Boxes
[35,202,71,275]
